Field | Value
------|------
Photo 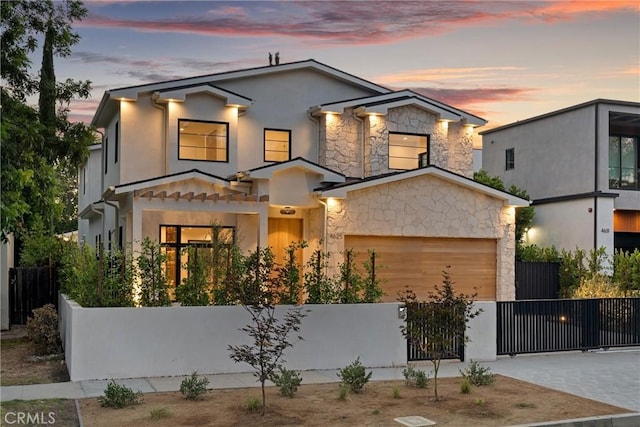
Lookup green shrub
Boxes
[270,367,302,398]
[460,360,495,386]
[179,372,209,400]
[392,385,401,399]
[98,380,143,408]
[402,365,429,388]
[460,377,471,394]
[571,274,624,298]
[337,383,350,401]
[244,396,261,412]
[26,304,62,356]
[337,357,372,393]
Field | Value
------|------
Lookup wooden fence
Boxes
[8,267,58,324]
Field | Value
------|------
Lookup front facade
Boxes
[481,99,640,256]
[80,59,527,301]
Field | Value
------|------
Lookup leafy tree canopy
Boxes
[473,170,535,248]
[1,0,95,240]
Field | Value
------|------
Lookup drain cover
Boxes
[394,416,436,426]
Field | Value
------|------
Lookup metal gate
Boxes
[497,298,640,355]
[406,302,465,362]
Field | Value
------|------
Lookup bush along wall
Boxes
[59,237,386,307]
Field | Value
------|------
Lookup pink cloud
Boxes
[78,1,639,45]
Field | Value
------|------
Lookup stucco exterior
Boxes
[81,59,526,302]
[481,99,640,255]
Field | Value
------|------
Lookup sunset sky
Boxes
[53,0,639,139]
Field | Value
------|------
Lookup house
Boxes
[480,99,640,257]
[80,59,528,302]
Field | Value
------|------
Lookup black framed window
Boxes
[114,121,119,163]
[160,224,235,290]
[389,132,429,170]
[609,136,639,190]
[264,129,291,162]
[104,137,108,174]
[178,119,228,162]
[505,148,515,170]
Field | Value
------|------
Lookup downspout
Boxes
[151,92,168,175]
[95,129,105,196]
[593,103,599,249]
[89,203,104,249]
[104,199,120,250]
[316,197,328,255]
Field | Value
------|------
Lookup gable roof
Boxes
[110,169,230,196]
[319,165,530,207]
[92,59,390,127]
[309,89,486,126]
[246,157,346,183]
[480,99,640,135]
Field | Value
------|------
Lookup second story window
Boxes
[104,137,108,174]
[505,148,515,170]
[114,121,119,163]
[609,136,638,190]
[389,132,428,170]
[179,119,228,162]
[264,129,291,162]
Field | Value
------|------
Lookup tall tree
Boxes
[1,0,94,239]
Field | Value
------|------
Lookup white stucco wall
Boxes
[482,105,597,199]
[1,235,14,330]
[59,295,405,381]
[465,302,497,361]
[524,197,615,256]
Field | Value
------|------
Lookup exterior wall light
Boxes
[280,206,296,215]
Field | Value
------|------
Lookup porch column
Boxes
[257,203,269,248]
[131,202,143,256]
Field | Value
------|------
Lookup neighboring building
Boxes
[481,99,640,257]
[81,59,528,301]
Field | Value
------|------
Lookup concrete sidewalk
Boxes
[2,349,639,412]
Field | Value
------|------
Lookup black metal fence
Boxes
[515,261,560,300]
[497,298,640,355]
[406,302,465,362]
[8,267,59,325]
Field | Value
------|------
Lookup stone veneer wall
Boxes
[319,105,476,179]
[324,174,516,301]
[320,110,362,177]
[447,121,474,178]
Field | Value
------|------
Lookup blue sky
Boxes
[53,0,639,136]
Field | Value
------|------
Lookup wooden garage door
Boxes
[344,236,497,302]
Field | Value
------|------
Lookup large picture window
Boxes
[388,132,428,170]
[160,225,235,292]
[179,120,228,162]
[264,129,291,162]
[609,136,639,190]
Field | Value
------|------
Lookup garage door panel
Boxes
[345,235,496,302]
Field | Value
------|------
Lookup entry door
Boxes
[268,218,303,267]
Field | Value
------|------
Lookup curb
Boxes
[506,412,640,427]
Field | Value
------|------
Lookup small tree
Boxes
[137,238,171,307]
[303,246,338,304]
[228,304,308,415]
[362,250,385,303]
[338,249,365,303]
[399,267,481,401]
[175,247,212,306]
[275,241,307,304]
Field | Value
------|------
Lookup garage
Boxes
[345,235,497,302]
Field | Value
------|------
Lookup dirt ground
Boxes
[0,326,69,386]
[80,375,631,427]
[0,327,632,426]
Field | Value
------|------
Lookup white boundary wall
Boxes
[59,295,407,381]
[58,295,496,381]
